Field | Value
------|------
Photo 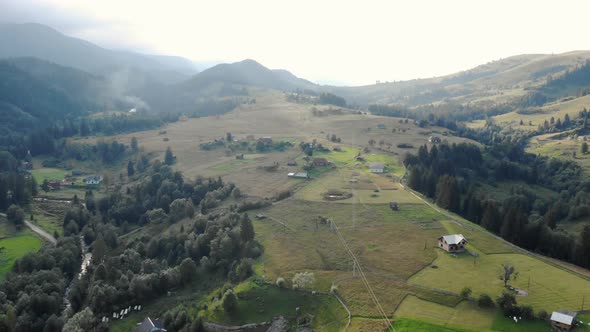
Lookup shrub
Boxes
[478,293,494,308]
[292,272,315,289]
[519,305,534,320]
[460,287,472,300]
[538,309,548,320]
[222,290,238,314]
[330,284,338,294]
[276,277,286,288]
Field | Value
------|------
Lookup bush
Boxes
[292,272,315,289]
[330,284,338,294]
[6,204,24,227]
[222,290,238,314]
[519,305,534,320]
[276,277,286,288]
[538,309,548,320]
[478,293,494,308]
[460,287,472,300]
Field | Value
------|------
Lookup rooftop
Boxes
[440,234,466,245]
[550,311,576,325]
[369,162,384,169]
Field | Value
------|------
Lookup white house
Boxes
[85,175,103,185]
[438,234,467,253]
[369,162,384,173]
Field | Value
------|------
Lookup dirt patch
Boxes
[323,189,353,201]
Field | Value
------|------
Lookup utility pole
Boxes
[527,276,530,291]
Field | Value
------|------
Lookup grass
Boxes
[493,94,590,127]
[394,295,494,331]
[410,251,590,312]
[30,167,67,182]
[295,167,421,205]
[0,234,42,279]
[255,200,443,284]
[336,277,460,317]
[201,280,347,330]
[527,132,590,175]
[439,220,514,255]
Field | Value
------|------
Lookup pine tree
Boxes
[127,160,135,176]
[564,113,571,127]
[165,147,175,165]
[131,137,138,153]
[481,200,501,233]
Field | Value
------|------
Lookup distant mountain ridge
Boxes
[182,59,316,91]
[0,23,197,83]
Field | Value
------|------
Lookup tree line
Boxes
[405,142,590,268]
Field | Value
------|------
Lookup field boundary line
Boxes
[333,293,352,331]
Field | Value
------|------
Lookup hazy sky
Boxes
[2,0,590,85]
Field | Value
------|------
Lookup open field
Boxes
[527,131,590,174]
[88,93,475,197]
[491,94,590,127]
[91,93,590,330]
[0,217,43,280]
[411,251,590,312]
[202,280,347,330]
[30,167,67,183]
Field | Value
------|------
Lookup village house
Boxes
[369,162,385,173]
[550,310,577,331]
[134,317,167,332]
[429,136,442,144]
[438,234,467,253]
[287,159,298,166]
[85,175,103,186]
[313,157,329,167]
[20,161,32,170]
[48,180,61,190]
[258,136,273,145]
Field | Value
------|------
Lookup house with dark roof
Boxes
[312,158,329,166]
[134,317,167,332]
[438,234,467,253]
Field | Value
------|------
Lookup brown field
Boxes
[84,93,475,197]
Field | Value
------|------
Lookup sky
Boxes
[1,0,590,86]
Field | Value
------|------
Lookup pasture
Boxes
[491,94,590,127]
[0,234,42,279]
[30,167,67,183]
[201,280,347,330]
[90,92,475,197]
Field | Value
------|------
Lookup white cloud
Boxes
[2,0,589,85]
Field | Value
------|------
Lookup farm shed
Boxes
[550,310,576,331]
[438,234,467,253]
[312,158,329,166]
[369,162,384,173]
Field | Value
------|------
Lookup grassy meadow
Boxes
[0,217,43,280]
[93,94,590,331]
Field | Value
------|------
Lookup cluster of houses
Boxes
[43,172,103,191]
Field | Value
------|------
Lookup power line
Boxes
[331,218,393,330]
